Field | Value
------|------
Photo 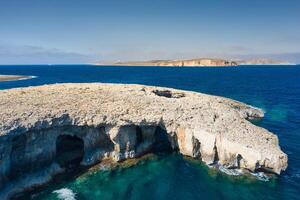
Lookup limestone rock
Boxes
[0,83,288,199]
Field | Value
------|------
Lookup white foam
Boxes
[18,75,37,81]
[218,165,243,176]
[53,188,76,200]
[211,162,270,181]
[250,172,270,182]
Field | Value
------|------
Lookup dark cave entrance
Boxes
[153,126,174,153]
[135,125,174,156]
[10,134,27,179]
[55,135,84,168]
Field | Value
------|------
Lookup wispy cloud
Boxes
[0,43,95,64]
[95,48,300,64]
[1,43,299,64]
[226,45,253,53]
[229,52,300,63]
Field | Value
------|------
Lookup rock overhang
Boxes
[0,83,288,198]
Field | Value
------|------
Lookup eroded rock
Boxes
[0,83,288,199]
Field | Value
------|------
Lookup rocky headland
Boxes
[0,75,33,82]
[95,58,294,67]
[0,83,288,199]
[97,58,237,67]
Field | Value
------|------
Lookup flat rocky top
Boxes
[0,83,288,174]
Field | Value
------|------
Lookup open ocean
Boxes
[0,65,299,200]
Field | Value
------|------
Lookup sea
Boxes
[0,65,299,200]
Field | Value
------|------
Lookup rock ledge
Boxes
[0,83,288,199]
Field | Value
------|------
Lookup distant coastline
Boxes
[94,58,296,67]
[0,75,36,82]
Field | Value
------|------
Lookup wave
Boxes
[218,165,243,176]
[211,162,270,181]
[250,172,270,181]
[53,188,76,200]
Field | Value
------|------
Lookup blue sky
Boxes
[0,0,300,64]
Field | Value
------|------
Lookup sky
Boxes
[0,0,300,64]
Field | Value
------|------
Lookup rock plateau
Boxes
[0,83,288,199]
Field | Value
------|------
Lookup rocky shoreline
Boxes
[0,83,288,199]
[0,75,35,82]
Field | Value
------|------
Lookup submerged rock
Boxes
[0,83,288,199]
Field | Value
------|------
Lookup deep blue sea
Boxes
[0,65,300,200]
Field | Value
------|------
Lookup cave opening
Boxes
[134,125,174,156]
[153,126,173,154]
[56,135,84,168]
[136,126,143,146]
[10,134,27,179]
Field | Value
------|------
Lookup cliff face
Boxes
[157,59,237,67]
[106,58,237,67]
[0,83,288,199]
[96,58,294,66]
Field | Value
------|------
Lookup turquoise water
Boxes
[32,154,285,200]
[0,65,299,200]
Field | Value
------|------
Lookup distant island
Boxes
[95,58,295,67]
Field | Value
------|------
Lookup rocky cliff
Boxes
[157,58,237,66]
[96,58,294,66]
[0,83,288,199]
[101,58,237,67]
